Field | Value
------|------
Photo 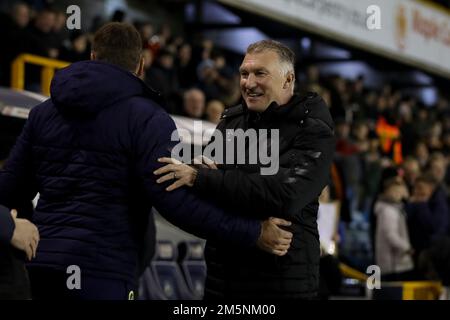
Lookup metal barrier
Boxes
[11,53,70,96]
[339,263,368,282]
[339,263,444,299]
[402,281,443,300]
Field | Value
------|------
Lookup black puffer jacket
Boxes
[193,93,335,299]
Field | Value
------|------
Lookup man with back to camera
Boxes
[0,23,293,300]
[155,40,336,299]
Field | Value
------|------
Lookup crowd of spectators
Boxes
[302,65,450,285]
[0,1,234,123]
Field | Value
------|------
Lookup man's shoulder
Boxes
[127,96,168,119]
[28,99,55,120]
[220,104,245,120]
[126,96,176,131]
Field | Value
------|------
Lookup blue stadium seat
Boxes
[138,267,167,300]
[178,241,207,299]
[151,240,194,300]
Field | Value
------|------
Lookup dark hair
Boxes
[92,22,142,72]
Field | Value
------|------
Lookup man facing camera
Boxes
[156,40,336,299]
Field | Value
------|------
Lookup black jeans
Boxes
[0,248,31,300]
[28,266,136,300]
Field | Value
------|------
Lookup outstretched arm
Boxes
[155,117,335,219]
[131,108,292,253]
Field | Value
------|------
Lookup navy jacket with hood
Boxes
[0,61,260,285]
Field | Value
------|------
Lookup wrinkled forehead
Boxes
[239,51,282,71]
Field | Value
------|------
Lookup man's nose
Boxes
[245,74,257,89]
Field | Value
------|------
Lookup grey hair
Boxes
[246,39,295,76]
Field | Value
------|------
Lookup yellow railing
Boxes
[11,53,70,96]
[339,263,368,282]
[339,263,444,300]
[402,281,443,300]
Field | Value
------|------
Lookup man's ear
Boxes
[284,73,295,89]
[136,56,145,79]
[90,52,96,60]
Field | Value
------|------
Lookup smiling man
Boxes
[239,47,294,111]
[155,40,336,299]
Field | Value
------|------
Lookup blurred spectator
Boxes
[196,59,224,101]
[362,90,379,123]
[376,113,403,165]
[374,177,414,281]
[335,119,362,217]
[399,96,417,156]
[414,105,432,140]
[182,88,205,119]
[145,48,179,112]
[142,48,154,70]
[135,20,155,50]
[0,2,30,85]
[426,122,444,153]
[414,141,430,169]
[305,65,320,88]
[23,7,59,91]
[407,174,449,264]
[326,75,347,120]
[434,95,449,119]
[205,100,224,124]
[176,43,196,89]
[25,7,58,58]
[11,1,30,28]
[359,130,384,216]
[352,121,370,153]
[157,23,172,47]
[58,31,90,62]
[52,9,68,45]
[427,153,448,188]
[402,156,421,193]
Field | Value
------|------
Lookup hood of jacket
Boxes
[50,60,161,117]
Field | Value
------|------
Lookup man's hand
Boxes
[155,157,198,191]
[10,209,40,261]
[193,155,218,170]
[257,217,293,256]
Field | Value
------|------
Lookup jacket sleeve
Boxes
[0,111,37,216]
[0,204,15,245]
[377,206,410,253]
[193,117,336,219]
[131,109,261,247]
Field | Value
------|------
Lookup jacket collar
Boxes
[245,94,306,125]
